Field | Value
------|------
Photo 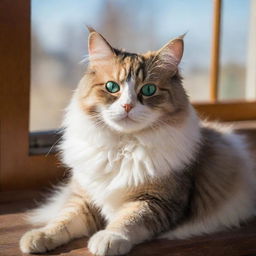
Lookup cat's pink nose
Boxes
[123,104,133,113]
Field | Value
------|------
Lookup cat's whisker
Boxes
[45,135,63,157]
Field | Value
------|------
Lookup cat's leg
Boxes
[88,200,174,256]
[20,192,103,253]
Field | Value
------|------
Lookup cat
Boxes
[20,28,256,256]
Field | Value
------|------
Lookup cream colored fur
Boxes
[20,30,256,256]
[161,132,256,239]
[62,90,201,219]
[20,89,256,255]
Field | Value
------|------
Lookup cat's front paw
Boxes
[20,229,55,253]
[88,230,132,256]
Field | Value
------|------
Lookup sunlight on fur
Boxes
[20,28,256,256]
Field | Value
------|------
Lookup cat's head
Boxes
[78,28,189,133]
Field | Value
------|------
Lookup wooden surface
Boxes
[209,0,222,102]
[0,0,65,191]
[194,101,256,122]
[1,191,256,256]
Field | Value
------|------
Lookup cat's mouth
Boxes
[102,111,144,132]
[111,112,135,122]
[119,114,137,123]
[109,115,139,128]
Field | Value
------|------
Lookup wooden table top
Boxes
[1,190,256,256]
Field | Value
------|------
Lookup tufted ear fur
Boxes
[157,35,184,71]
[87,27,115,63]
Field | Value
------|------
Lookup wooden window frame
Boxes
[1,0,256,190]
[0,0,64,190]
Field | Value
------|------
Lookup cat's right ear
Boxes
[157,35,185,72]
[87,28,115,62]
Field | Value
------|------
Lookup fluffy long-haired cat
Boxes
[20,28,256,256]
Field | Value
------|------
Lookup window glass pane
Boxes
[219,0,250,101]
[30,0,212,131]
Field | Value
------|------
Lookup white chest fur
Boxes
[60,97,201,220]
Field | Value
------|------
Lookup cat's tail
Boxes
[26,183,72,226]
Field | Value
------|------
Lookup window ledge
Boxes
[29,121,256,156]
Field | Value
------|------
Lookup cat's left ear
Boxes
[157,35,184,70]
[87,27,115,62]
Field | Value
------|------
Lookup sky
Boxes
[32,0,251,68]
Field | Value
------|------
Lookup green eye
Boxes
[141,84,157,96]
[105,81,120,93]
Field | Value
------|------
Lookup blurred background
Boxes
[30,0,254,131]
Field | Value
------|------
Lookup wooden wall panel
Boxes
[0,0,64,191]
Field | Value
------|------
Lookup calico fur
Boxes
[20,29,256,256]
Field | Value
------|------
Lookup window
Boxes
[30,0,213,132]
[30,0,256,134]
[219,0,250,100]
[1,0,255,190]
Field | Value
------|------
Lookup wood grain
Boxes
[209,0,222,102]
[0,0,65,191]
[1,191,256,256]
[194,101,256,121]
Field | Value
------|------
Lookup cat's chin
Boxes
[103,117,148,133]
